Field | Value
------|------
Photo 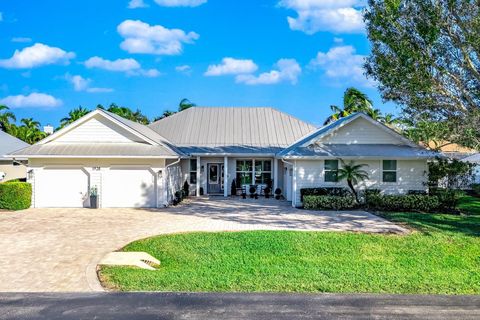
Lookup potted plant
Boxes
[231,179,237,197]
[249,185,257,199]
[274,188,282,200]
[264,187,271,198]
[90,186,98,209]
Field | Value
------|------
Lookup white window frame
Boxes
[382,160,397,183]
[324,159,339,183]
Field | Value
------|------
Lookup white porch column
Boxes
[273,158,278,191]
[292,160,297,208]
[224,156,228,197]
[196,156,201,197]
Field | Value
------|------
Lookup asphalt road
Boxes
[1,292,479,320]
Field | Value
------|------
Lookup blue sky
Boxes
[0,0,397,127]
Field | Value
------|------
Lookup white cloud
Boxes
[154,0,206,7]
[128,0,149,8]
[84,56,160,77]
[236,59,301,85]
[65,74,113,93]
[204,58,258,76]
[84,56,140,71]
[117,19,199,55]
[176,64,191,72]
[309,45,374,87]
[278,0,365,34]
[0,43,75,69]
[11,37,32,43]
[0,93,62,108]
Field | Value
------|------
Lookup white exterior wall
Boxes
[294,159,428,206]
[28,158,167,208]
[54,115,141,143]
[0,161,27,182]
[319,117,400,145]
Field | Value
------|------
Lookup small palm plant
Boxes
[337,160,369,203]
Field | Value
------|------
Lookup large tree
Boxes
[60,106,90,128]
[0,105,16,132]
[364,0,480,149]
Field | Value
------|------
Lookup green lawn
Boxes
[99,197,480,294]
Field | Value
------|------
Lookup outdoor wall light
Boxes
[92,166,101,171]
[158,169,163,178]
[27,169,34,180]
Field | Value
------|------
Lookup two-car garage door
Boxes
[34,167,156,208]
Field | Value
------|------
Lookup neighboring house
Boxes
[0,130,29,182]
[462,153,480,184]
[8,107,438,208]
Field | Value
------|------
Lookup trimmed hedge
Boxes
[304,195,357,210]
[0,182,32,210]
[300,187,350,201]
[366,194,440,212]
[429,188,464,211]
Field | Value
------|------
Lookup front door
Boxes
[207,163,224,194]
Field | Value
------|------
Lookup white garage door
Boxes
[35,168,89,208]
[102,168,156,208]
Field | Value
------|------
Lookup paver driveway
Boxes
[0,198,406,292]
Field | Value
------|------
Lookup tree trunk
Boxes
[347,179,359,203]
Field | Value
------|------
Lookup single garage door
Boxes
[102,168,156,208]
[35,168,89,208]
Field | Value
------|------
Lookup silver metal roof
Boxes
[462,153,480,163]
[148,107,317,154]
[9,143,179,158]
[0,130,29,158]
[281,144,440,159]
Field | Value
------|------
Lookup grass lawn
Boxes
[99,197,480,294]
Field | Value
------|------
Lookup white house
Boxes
[0,130,29,182]
[8,107,438,208]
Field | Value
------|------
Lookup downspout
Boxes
[281,158,296,207]
[163,158,182,207]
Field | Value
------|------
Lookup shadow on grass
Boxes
[378,212,480,237]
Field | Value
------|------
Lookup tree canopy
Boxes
[364,0,480,149]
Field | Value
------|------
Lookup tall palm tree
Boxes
[337,159,369,203]
[20,118,41,130]
[0,105,16,132]
[106,103,150,124]
[60,106,90,128]
[323,88,375,125]
[178,98,196,112]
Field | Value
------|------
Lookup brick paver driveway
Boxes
[0,198,406,292]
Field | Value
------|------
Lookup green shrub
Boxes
[472,183,480,196]
[429,188,464,211]
[300,187,351,201]
[0,182,32,210]
[304,195,357,210]
[366,194,440,212]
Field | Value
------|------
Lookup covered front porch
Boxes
[181,155,290,199]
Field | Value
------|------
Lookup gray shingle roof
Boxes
[10,143,179,158]
[148,107,317,154]
[281,144,440,158]
[0,130,29,158]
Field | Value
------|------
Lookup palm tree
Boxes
[8,121,46,144]
[154,110,176,121]
[337,159,369,203]
[0,105,16,132]
[106,103,150,124]
[60,106,90,128]
[323,88,375,125]
[178,98,196,112]
[366,108,383,121]
[20,118,40,130]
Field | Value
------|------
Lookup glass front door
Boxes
[207,163,224,194]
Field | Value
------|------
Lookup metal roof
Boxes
[462,153,480,163]
[9,143,179,158]
[148,107,317,154]
[281,144,440,159]
[278,113,422,157]
[0,130,29,158]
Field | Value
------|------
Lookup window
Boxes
[189,159,197,184]
[324,160,339,182]
[382,160,397,182]
[236,160,253,185]
[255,160,272,184]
